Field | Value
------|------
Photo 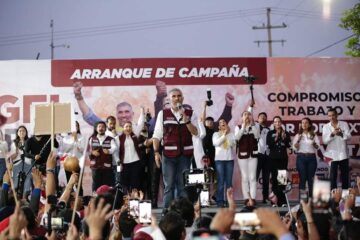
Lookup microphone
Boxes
[176,102,182,110]
[207,88,212,99]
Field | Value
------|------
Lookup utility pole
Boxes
[253,8,287,57]
[50,19,54,59]
[50,19,70,60]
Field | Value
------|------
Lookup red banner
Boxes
[51,58,267,87]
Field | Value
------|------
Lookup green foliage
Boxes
[339,3,360,57]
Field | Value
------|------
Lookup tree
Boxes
[339,3,360,57]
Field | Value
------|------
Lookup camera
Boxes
[231,212,261,230]
[206,89,213,106]
[244,75,257,84]
[183,169,212,186]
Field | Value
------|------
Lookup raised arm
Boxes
[73,81,102,126]
[45,152,57,212]
[214,92,234,130]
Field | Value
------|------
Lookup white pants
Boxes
[237,157,258,199]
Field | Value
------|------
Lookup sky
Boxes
[0,0,357,60]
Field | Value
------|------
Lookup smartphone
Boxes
[192,230,220,240]
[300,190,308,203]
[231,212,261,230]
[312,179,330,211]
[200,190,210,207]
[129,199,139,218]
[188,173,205,185]
[277,170,287,185]
[139,200,152,224]
[355,196,360,207]
[341,189,349,199]
[51,217,64,230]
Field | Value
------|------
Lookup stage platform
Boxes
[151,200,299,218]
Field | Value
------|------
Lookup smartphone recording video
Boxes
[231,212,261,230]
[200,190,210,207]
[312,179,330,212]
[129,199,139,218]
[139,200,152,224]
[341,189,349,199]
[355,196,360,207]
[277,170,287,185]
[51,217,64,230]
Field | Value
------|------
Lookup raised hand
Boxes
[85,198,113,240]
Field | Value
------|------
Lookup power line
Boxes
[306,34,356,56]
[0,11,265,47]
[0,9,264,41]
[0,12,264,47]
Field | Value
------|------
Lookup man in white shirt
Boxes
[105,115,121,185]
[153,88,198,208]
[322,108,351,189]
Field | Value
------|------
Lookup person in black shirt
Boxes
[24,135,59,174]
[266,116,291,206]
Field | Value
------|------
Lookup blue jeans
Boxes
[0,159,6,183]
[215,160,234,206]
[296,154,317,197]
[162,155,191,208]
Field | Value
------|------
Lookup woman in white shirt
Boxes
[212,119,236,207]
[58,121,85,185]
[235,111,260,203]
[8,126,31,195]
[119,121,144,192]
[292,117,320,197]
[0,129,8,185]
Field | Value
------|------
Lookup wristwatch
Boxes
[46,168,55,174]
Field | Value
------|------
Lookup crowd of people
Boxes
[0,84,358,240]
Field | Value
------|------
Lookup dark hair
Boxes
[273,116,282,122]
[299,117,315,139]
[327,108,338,115]
[14,125,29,148]
[21,206,36,230]
[83,194,113,239]
[182,104,192,110]
[123,121,132,126]
[58,208,82,232]
[218,118,227,124]
[296,211,309,240]
[168,197,195,227]
[92,121,106,136]
[159,211,185,240]
[106,115,116,123]
[193,214,212,230]
[118,210,137,238]
[313,213,330,240]
[258,112,267,118]
[205,117,214,122]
